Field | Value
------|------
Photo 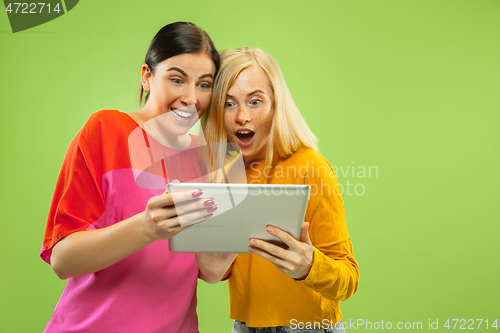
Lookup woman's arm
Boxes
[51,213,153,279]
[247,152,359,301]
[195,253,237,284]
[51,190,216,279]
[298,240,358,302]
[248,222,358,301]
[252,228,359,302]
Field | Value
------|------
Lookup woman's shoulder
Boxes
[280,148,340,192]
[71,110,138,150]
[86,109,135,126]
[285,147,332,168]
[280,147,338,180]
[81,110,138,136]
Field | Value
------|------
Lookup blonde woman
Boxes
[202,47,359,332]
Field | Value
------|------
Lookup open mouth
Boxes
[171,108,195,120]
[236,130,255,144]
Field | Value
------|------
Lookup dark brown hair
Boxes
[139,22,220,104]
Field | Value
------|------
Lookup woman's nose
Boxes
[180,85,197,105]
[236,106,251,124]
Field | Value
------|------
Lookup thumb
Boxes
[300,222,312,245]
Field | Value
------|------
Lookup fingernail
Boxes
[192,191,203,198]
[250,239,256,246]
[267,226,274,232]
[207,206,218,213]
[205,213,213,219]
[204,199,215,207]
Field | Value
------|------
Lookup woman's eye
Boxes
[199,83,211,89]
[250,99,262,106]
[171,78,183,84]
[225,102,235,108]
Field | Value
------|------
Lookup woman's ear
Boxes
[141,64,151,92]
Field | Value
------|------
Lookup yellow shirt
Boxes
[228,148,359,327]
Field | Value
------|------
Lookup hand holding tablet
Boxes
[142,186,217,240]
[249,222,315,280]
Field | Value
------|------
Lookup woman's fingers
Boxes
[248,223,315,279]
[151,187,203,207]
[159,207,215,229]
[167,188,204,206]
[248,241,298,277]
[249,237,290,261]
[148,197,216,222]
[299,222,313,245]
[148,189,206,210]
[265,225,300,251]
[248,243,288,265]
[144,188,217,239]
[178,205,217,227]
[247,225,300,262]
[172,197,216,216]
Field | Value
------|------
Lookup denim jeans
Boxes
[231,320,346,333]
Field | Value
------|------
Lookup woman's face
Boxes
[224,65,274,163]
[142,52,216,135]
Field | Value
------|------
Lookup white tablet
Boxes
[167,183,310,253]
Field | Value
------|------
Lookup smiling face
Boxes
[224,64,275,163]
[142,52,216,136]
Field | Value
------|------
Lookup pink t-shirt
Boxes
[41,110,203,333]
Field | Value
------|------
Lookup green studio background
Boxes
[1,0,499,332]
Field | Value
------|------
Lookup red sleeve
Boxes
[40,113,106,264]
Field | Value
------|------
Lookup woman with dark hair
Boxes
[40,22,232,332]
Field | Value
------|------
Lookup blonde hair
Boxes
[201,47,318,181]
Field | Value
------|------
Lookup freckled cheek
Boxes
[255,111,274,138]
[259,124,273,144]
